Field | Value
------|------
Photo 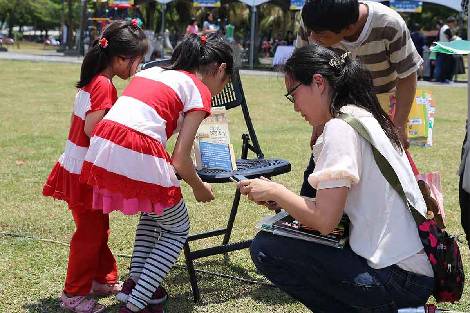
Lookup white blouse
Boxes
[309,105,433,277]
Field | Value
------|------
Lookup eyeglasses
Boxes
[284,83,302,103]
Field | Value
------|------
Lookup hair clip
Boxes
[329,57,342,69]
[340,51,351,62]
[131,18,139,28]
[99,37,109,49]
[329,51,350,69]
[200,35,207,45]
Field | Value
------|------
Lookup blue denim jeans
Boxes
[250,232,434,313]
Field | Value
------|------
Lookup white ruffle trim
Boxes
[317,179,351,190]
[308,169,359,189]
[58,153,85,175]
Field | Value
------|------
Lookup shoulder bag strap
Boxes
[339,113,426,225]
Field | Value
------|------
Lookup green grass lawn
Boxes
[0,60,469,313]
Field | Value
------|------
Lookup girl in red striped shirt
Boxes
[80,33,233,313]
[43,20,148,313]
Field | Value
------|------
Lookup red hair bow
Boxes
[99,37,108,48]
[131,19,139,27]
[200,35,207,45]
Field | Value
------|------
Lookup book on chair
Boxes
[192,107,237,172]
[258,209,349,248]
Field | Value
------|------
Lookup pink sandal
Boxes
[60,293,105,313]
[91,281,123,296]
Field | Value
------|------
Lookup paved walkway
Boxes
[0,51,82,64]
[0,51,468,88]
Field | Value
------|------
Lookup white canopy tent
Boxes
[240,0,463,68]
[151,0,463,67]
[370,0,462,11]
[422,0,462,11]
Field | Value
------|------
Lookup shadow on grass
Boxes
[22,257,295,313]
[22,296,124,313]
[164,257,297,309]
[22,296,59,313]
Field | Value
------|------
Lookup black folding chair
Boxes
[141,60,291,301]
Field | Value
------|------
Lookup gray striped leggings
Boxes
[128,200,189,309]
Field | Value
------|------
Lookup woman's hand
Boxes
[238,178,278,204]
[193,182,215,203]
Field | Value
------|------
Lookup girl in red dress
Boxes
[80,33,233,313]
[43,20,148,313]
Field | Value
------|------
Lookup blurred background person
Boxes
[186,18,199,35]
[434,16,457,83]
[410,23,425,80]
[203,13,219,34]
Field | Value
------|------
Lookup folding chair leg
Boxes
[183,241,200,302]
[222,189,241,246]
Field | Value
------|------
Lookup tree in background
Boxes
[0,0,32,37]
[31,0,61,37]
[0,0,61,38]
[406,3,458,31]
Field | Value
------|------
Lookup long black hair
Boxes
[166,33,233,76]
[284,44,402,151]
[76,20,148,88]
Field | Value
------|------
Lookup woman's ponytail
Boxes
[334,55,402,151]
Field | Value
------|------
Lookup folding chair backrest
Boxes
[213,70,264,158]
[141,60,264,158]
[211,71,242,110]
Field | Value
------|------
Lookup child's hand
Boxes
[193,182,215,203]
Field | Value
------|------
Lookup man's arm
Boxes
[394,71,417,149]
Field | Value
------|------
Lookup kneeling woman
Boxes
[239,45,434,313]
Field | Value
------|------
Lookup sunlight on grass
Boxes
[0,60,468,312]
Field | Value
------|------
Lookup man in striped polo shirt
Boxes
[297,0,422,198]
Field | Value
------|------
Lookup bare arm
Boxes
[172,111,214,202]
[84,110,107,137]
[394,71,417,148]
[239,179,347,235]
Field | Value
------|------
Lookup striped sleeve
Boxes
[183,75,212,117]
[388,17,422,79]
